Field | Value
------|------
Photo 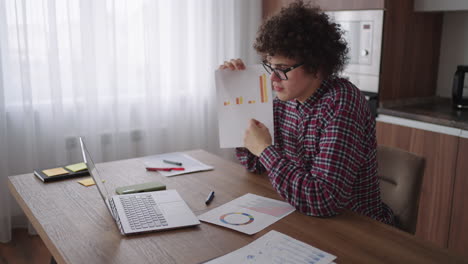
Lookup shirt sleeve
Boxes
[258,109,364,217]
[235,147,267,174]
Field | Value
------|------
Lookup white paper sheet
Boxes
[142,152,213,177]
[215,64,274,148]
[198,193,295,235]
[206,230,337,264]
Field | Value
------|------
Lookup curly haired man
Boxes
[219,1,394,225]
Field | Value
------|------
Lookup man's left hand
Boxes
[244,119,272,156]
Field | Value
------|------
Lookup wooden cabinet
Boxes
[379,0,442,101]
[448,136,468,258]
[376,121,459,248]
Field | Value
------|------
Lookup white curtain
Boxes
[0,0,261,243]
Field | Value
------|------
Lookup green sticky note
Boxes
[65,162,87,172]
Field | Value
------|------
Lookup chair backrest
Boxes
[377,145,425,234]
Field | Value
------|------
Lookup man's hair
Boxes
[253,1,348,79]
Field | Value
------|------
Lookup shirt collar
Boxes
[294,78,332,114]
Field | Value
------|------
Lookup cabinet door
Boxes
[376,121,459,248]
[448,136,468,258]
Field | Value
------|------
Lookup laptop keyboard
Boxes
[120,194,168,230]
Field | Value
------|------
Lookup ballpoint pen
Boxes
[163,159,183,166]
[205,191,215,205]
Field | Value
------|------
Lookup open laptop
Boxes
[79,137,200,235]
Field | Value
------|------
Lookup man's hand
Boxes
[244,119,272,157]
[218,58,246,70]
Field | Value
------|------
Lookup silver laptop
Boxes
[79,137,200,235]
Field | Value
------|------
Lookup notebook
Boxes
[33,162,89,183]
[79,137,200,235]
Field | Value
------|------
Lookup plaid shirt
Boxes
[236,78,394,225]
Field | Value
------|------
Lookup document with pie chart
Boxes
[197,193,295,235]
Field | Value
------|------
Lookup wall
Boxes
[436,11,468,97]
[415,0,468,12]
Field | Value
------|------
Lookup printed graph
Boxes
[259,74,268,103]
[223,74,269,106]
[220,212,255,226]
[216,65,274,148]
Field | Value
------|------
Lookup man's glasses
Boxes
[261,60,304,80]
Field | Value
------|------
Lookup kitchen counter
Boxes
[378,97,468,130]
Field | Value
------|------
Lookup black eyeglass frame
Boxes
[261,60,304,80]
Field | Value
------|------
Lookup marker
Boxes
[205,191,215,205]
[163,159,183,166]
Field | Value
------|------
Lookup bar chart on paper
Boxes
[216,65,274,148]
[223,74,269,106]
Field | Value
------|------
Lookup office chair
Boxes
[377,145,425,234]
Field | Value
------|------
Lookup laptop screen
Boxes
[79,137,111,204]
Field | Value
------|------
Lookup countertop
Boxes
[377,97,468,130]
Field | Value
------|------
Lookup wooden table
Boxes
[8,150,468,264]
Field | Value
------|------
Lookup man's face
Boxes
[265,55,320,102]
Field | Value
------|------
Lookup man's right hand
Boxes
[218,58,246,70]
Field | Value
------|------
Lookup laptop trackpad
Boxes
[151,189,182,203]
[158,202,200,226]
[159,202,187,215]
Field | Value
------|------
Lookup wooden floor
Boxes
[0,229,51,264]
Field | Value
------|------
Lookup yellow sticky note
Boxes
[66,162,87,172]
[78,178,95,187]
[43,167,69,177]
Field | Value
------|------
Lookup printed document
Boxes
[142,152,213,177]
[206,230,337,264]
[198,193,295,235]
[215,64,274,148]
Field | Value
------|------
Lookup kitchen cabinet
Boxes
[415,0,468,12]
[448,135,468,258]
[379,0,442,101]
[376,120,459,248]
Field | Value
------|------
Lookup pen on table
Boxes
[163,159,183,166]
[146,167,185,171]
[205,191,215,205]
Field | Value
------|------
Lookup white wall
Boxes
[436,11,468,97]
[415,0,468,12]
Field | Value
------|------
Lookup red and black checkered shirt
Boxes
[236,78,394,225]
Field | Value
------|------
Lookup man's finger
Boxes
[249,119,260,127]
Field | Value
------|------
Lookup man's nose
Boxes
[270,72,281,82]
